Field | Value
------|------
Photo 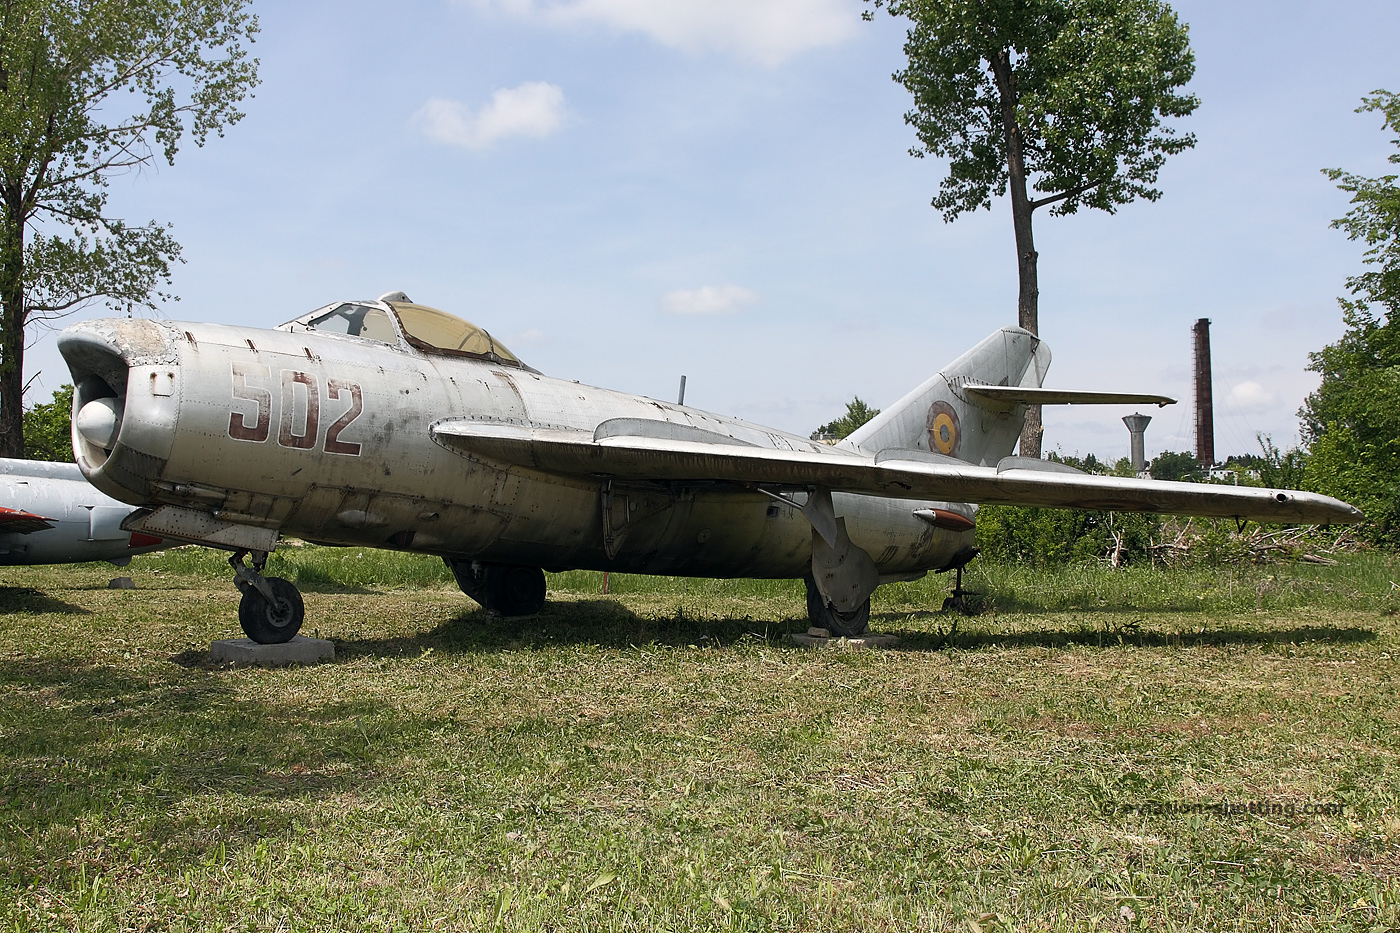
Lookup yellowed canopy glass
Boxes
[388,302,521,364]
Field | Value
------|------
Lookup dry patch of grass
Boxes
[1,552,1398,930]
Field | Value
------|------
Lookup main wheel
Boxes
[238,576,305,644]
[485,565,547,616]
[804,577,870,637]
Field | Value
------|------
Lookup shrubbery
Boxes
[974,504,1159,567]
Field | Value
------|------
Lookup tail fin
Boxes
[842,327,1050,466]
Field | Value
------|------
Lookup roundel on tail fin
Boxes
[926,401,960,457]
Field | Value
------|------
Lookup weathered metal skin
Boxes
[58,314,968,578]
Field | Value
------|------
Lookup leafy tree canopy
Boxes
[1322,90,1400,320]
[876,0,1199,223]
[1301,91,1400,544]
[1148,450,1202,483]
[811,396,881,441]
[0,0,260,457]
[22,382,71,461]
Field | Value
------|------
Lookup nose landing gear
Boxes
[230,550,305,644]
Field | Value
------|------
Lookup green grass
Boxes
[2,548,1399,930]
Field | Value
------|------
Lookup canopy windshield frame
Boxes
[386,301,526,368]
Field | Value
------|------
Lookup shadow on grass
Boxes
[323,596,1381,659]
[0,656,423,865]
[331,598,807,659]
[0,586,91,615]
[868,612,1378,651]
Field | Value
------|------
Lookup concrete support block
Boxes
[211,636,335,667]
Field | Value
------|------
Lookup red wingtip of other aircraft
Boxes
[0,506,57,534]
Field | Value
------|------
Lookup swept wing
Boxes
[431,418,1360,525]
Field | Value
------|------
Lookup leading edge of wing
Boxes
[428,420,1363,525]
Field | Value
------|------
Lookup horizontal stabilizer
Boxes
[0,506,56,534]
[430,420,1361,525]
[964,385,1175,407]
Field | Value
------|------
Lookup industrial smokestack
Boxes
[1123,413,1152,473]
[1192,318,1214,466]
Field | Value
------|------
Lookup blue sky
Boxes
[23,0,1400,462]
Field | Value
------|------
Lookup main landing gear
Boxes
[445,558,547,616]
[231,550,305,644]
[805,576,871,637]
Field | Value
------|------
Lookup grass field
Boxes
[2,547,1399,931]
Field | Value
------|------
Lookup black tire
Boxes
[485,564,547,616]
[238,576,305,644]
[804,577,870,637]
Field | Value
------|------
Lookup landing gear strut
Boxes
[938,545,981,615]
[231,550,304,644]
[445,558,547,616]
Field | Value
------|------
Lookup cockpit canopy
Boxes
[281,297,526,368]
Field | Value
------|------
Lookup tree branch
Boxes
[1029,176,1111,212]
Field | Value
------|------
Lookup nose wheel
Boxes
[230,550,304,644]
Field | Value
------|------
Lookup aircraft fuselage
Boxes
[62,318,968,579]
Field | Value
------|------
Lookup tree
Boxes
[1300,91,1400,543]
[0,0,260,458]
[811,396,881,441]
[867,0,1198,456]
[22,381,70,460]
[1148,450,1201,482]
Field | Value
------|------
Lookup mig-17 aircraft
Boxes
[56,293,1361,644]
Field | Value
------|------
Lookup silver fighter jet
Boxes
[0,458,167,566]
[56,293,1361,643]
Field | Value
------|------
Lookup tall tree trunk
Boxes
[0,201,27,460]
[989,49,1043,458]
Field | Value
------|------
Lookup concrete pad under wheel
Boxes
[211,636,335,667]
[785,632,900,650]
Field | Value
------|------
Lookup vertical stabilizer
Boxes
[842,327,1050,466]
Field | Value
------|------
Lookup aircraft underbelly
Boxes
[445,481,966,579]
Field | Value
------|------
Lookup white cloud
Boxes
[662,285,758,315]
[1226,380,1278,412]
[414,82,566,150]
[469,0,857,66]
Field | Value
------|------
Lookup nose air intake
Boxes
[61,331,131,468]
[57,319,180,503]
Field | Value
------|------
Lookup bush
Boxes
[975,505,1160,567]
